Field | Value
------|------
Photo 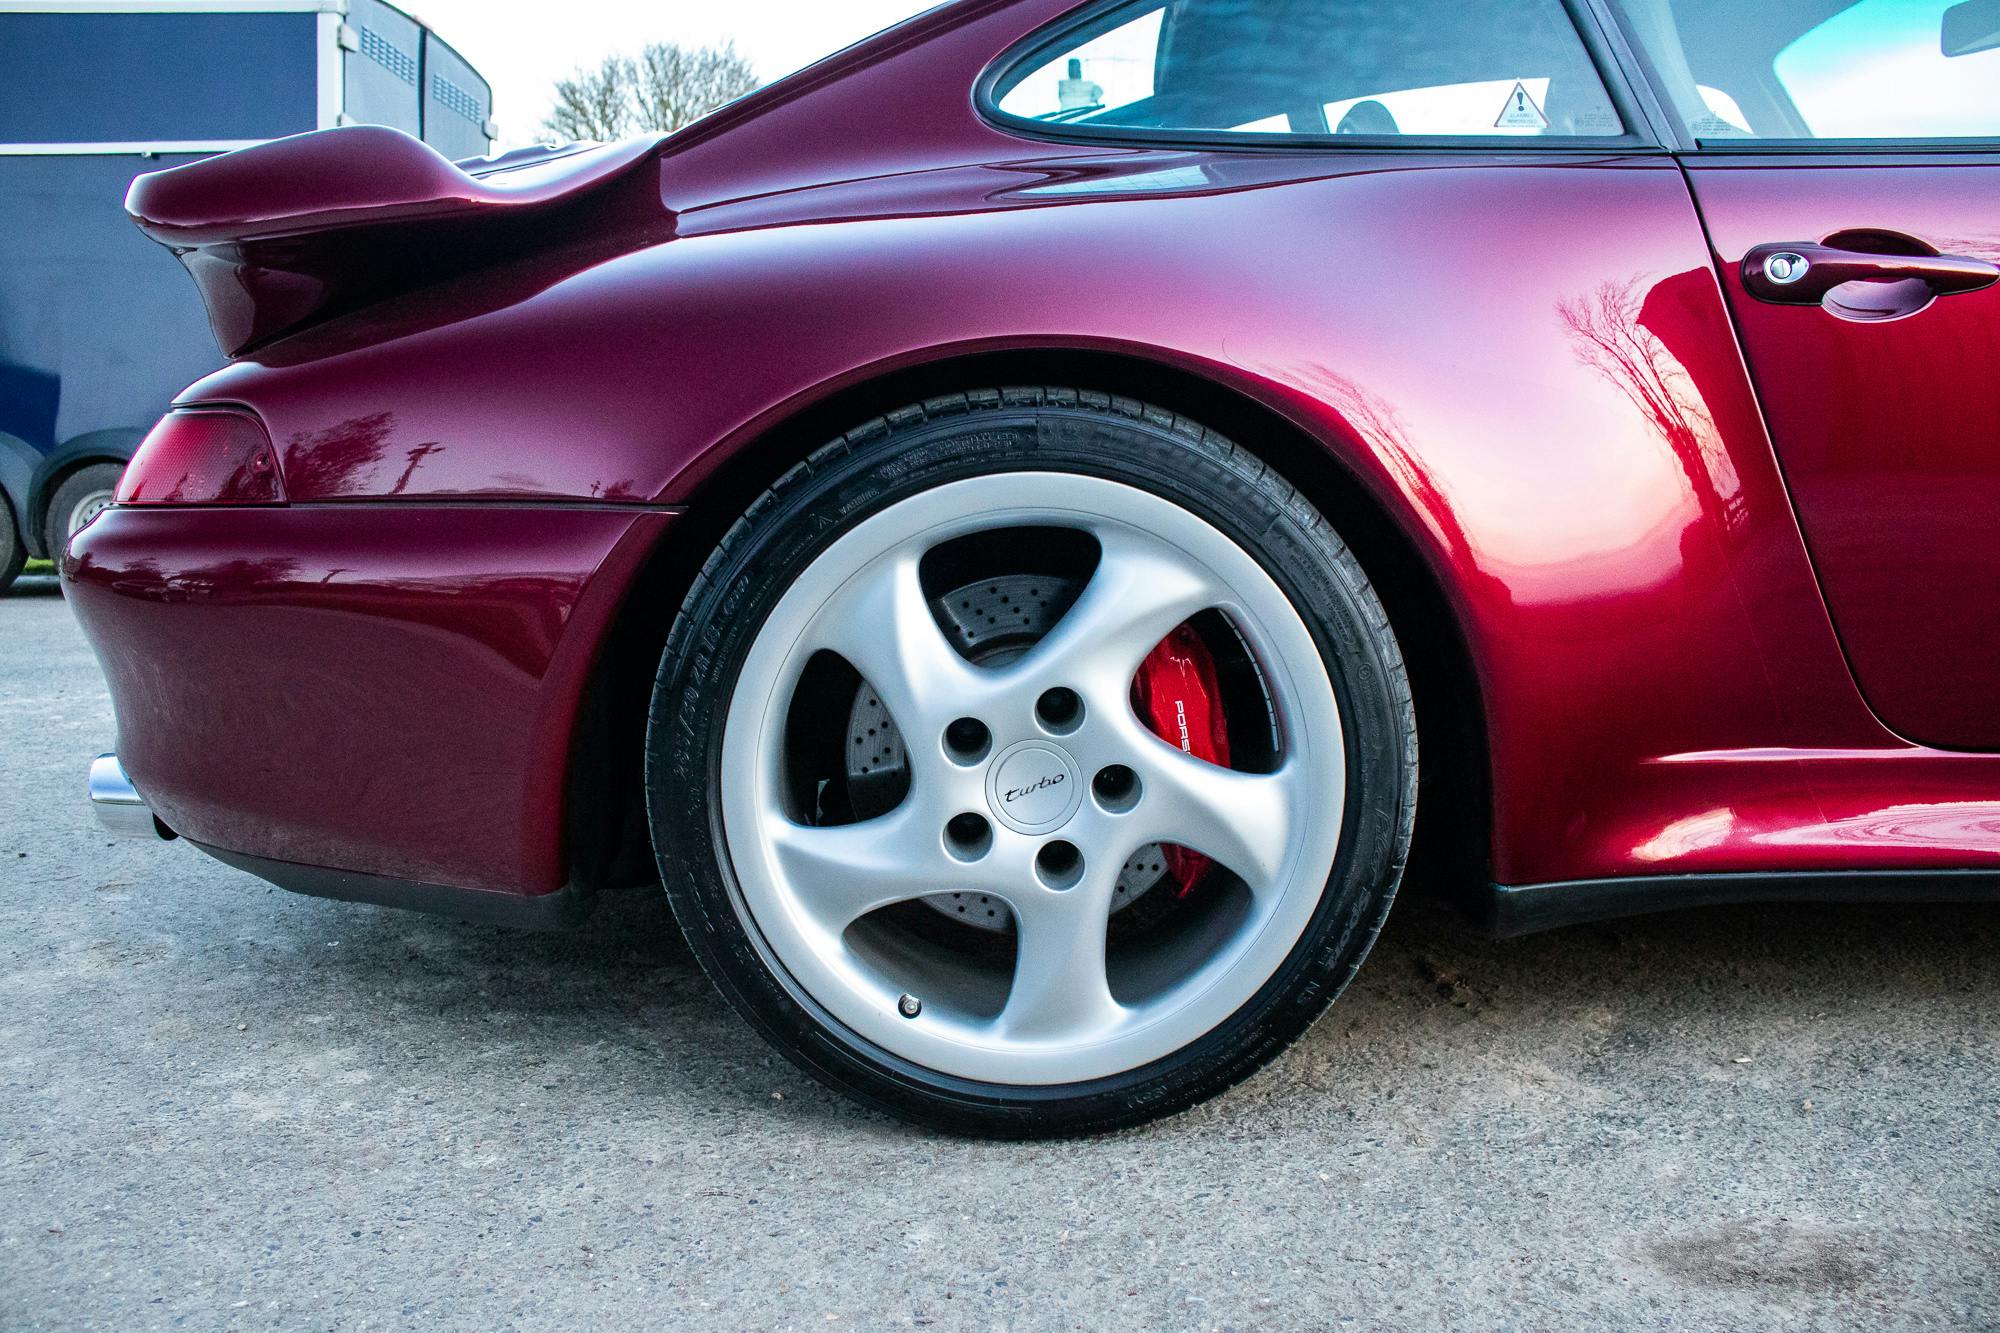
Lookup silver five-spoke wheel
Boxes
[722,472,1344,1084]
[650,390,1414,1135]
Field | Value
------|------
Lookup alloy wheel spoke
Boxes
[1129,743,1299,891]
[810,550,985,743]
[996,867,1124,1041]
[1009,526,1222,696]
[766,805,944,937]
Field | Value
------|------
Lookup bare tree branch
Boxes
[543,42,759,142]
[544,57,635,141]
[634,41,759,134]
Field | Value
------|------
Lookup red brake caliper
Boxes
[1131,624,1231,897]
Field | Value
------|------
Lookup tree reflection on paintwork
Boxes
[1558,273,1748,538]
[280,411,394,497]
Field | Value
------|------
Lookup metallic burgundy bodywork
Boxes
[125,126,670,355]
[74,506,668,894]
[1688,160,2000,751]
[63,0,2000,917]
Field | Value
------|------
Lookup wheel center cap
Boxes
[986,740,1083,834]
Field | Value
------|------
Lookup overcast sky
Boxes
[404,0,945,145]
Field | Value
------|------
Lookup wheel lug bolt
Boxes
[944,717,991,764]
[1035,687,1084,734]
[945,812,992,861]
[1036,839,1084,890]
[1092,764,1141,812]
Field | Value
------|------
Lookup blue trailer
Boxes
[0,0,494,588]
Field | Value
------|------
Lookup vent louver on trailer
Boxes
[125,125,668,356]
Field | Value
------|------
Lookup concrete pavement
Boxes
[4,581,1996,1329]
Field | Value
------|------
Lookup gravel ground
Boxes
[3,579,1997,1330]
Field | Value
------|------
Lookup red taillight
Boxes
[117,410,284,505]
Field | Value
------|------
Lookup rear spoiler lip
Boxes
[127,125,669,248]
[125,126,671,355]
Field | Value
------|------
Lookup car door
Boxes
[1611,0,2000,749]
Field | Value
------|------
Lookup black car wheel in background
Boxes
[45,462,125,561]
[0,490,24,592]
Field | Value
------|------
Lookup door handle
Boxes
[1742,241,2000,305]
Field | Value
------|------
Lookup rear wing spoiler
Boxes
[127,126,668,356]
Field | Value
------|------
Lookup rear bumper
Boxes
[88,750,585,926]
[88,752,174,840]
[64,502,675,900]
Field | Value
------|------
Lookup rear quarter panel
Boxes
[129,0,2000,896]
[179,145,1946,887]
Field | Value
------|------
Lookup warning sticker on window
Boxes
[1494,82,1549,130]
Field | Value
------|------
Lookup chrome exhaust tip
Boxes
[89,753,174,840]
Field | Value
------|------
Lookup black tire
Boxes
[0,494,23,594]
[647,389,1417,1136]
[44,462,125,562]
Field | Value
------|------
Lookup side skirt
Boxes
[194,842,593,931]
[1484,869,2000,938]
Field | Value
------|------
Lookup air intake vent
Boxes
[360,26,417,84]
[432,74,484,125]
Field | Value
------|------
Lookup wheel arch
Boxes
[563,346,1494,907]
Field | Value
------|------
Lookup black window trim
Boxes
[973,0,1672,155]
[1590,0,2000,156]
[1682,137,2000,155]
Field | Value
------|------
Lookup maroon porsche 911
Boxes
[66,0,2000,1134]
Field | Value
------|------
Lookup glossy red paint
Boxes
[126,127,665,247]
[127,126,670,355]
[66,505,670,894]
[64,0,2000,916]
[1687,158,2000,751]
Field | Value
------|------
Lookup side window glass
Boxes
[992,0,1625,140]
[1777,0,2000,137]
[1617,0,2000,141]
